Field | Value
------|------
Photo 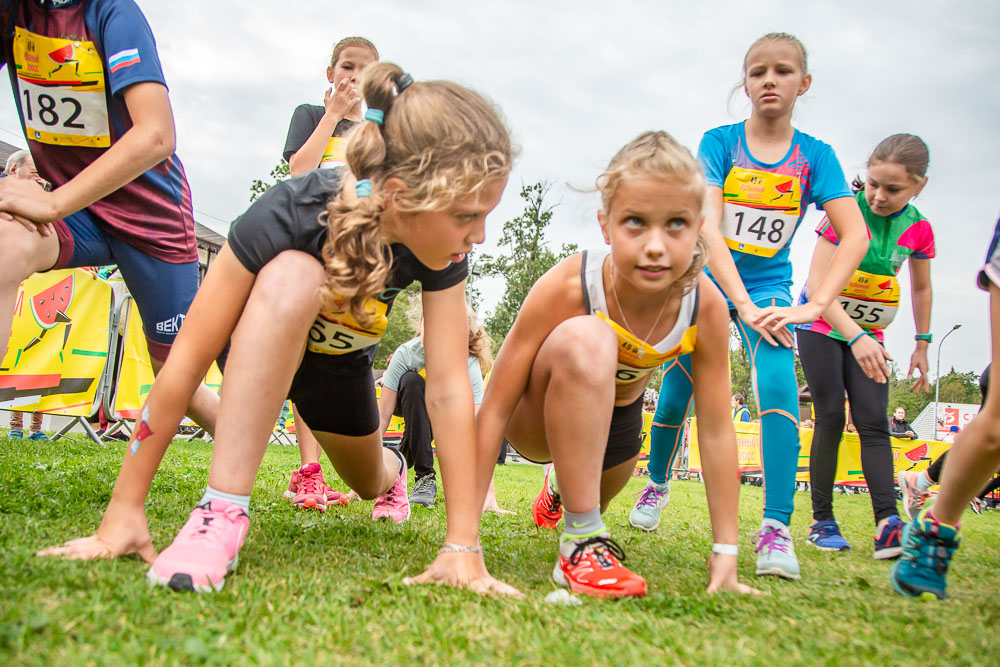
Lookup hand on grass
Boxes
[36,503,156,563]
[403,550,523,598]
[737,303,794,348]
[706,553,764,595]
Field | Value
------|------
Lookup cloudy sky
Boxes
[0,0,996,376]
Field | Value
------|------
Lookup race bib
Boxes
[307,297,388,355]
[596,312,697,385]
[838,270,899,330]
[12,27,110,148]
[319,136,347,169]
[720,167,802,257]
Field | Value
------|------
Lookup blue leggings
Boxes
[648,298,801,524]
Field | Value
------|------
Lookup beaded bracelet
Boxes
[439,542,482,554]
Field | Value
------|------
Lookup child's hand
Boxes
[737,303,794,347]
[908,346,931,393]
[324,76,360,120]
[850,335,893,383]
[36,502,155,562]
[706,553,764,595]
[753,302,824,334]
[403,550,523,598]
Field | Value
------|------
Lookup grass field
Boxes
[1,434,997,665]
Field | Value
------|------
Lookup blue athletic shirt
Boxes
[0,0,197,263]
[698,121,852,306]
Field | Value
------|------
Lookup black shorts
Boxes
[513,395,643,471]
[287,351,379,436]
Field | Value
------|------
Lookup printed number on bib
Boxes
[838,270,899,330]
[595,312,696,385]
[720,167,802,257]
[308,298,388,355]
[320,137,347,169]
[12,28,110,148]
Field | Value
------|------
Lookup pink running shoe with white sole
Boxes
[282,469,301,500]
[292,462,327,512]
[323,482,350,507]
[372,468,410,523]
[147,499,250,593]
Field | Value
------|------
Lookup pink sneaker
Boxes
[147,499,250,592]
[282,469,301,500]
[323,482,350,507]
[372,468,410,523]
[292,462,327,512]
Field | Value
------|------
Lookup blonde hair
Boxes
[330,36,378,68]
[596,131,709,296]
[742,32,809,79]
[320,63,512,326]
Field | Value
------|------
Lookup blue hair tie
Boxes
[355,179,373,197]
[364,108,384,125]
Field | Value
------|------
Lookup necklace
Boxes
[609,260,671,352]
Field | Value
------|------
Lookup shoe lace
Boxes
[754,526,790,555]
[904,529,958,575]
[634,485,665,509]
[298,470,321,496]
[184,503,236,543]
[568,536,627,568]
[413,476,434,495]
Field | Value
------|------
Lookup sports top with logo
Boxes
[698,121,852,305]
[581,246,698,385]
[282,105,358,170]
[227,169,467,374]
[796,190,935,343]
[0,0,197,263]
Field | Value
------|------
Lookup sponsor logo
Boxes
[155,313,185,335]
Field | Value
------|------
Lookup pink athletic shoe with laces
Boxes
[372,467,410,523]
[147,499,250,592]
[291,462,327,511]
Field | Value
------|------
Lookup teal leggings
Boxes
[648,298,801,524]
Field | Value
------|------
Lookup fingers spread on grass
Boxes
[36,535,114,560]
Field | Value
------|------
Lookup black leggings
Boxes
[394,371,435,479]
[798,330,898,524]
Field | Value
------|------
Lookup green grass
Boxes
[1,434,997,665]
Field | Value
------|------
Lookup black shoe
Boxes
[408,474,437,507]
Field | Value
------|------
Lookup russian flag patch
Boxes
[108,48,140,73]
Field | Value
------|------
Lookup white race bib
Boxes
[307,298,388,355]
[720,166,802,258]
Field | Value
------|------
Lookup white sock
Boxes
[916,471,933,492]
[200,485,250,513]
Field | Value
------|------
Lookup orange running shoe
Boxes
[553,535,647,598]
[532,465,562,529]
[323,481,350,507]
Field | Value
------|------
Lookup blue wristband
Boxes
[847,332,867,347]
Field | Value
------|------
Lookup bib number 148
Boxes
[731,211,786,245]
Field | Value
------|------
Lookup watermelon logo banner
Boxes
[0,269,112,416]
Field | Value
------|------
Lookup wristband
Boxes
[711,543,739,556]
[847,332,867,347]
[915,334,933,343]
[439,542,482,554]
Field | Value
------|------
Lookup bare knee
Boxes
[0,225,57,287]
[541,316,618,383]
[253,251,325,316]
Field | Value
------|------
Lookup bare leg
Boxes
[150,356,218,437]
[293,404,323,466]
[599,455,642,513]
[315,430,398,499]
[930,284,1000,525]
[0,222,60,360]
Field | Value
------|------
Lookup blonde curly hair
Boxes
[320,62,512,327]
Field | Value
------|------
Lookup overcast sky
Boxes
[0,0,996,377]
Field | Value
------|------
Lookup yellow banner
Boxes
[686,418,952,483]
[1,269,112,416]
[112,299,221,420]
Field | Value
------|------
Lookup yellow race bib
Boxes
[12,27,110,148]
[308,298,388,355]
[720,167,802,257]
[320,136,347,169]
[596,313,697,385]
[838,270,899,330]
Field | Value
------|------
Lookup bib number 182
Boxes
[22,89,85,129]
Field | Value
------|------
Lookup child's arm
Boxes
[690,276,761,595]
[806,236,893,383]
[756,196,868,330]
[0,82,177,230]
[699,186,793,347]
[36,245,255,562]
[288,82,359,176]
[908,258,932,392]
[376,386,398,436]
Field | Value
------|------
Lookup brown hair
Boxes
[330,36,378,68]
[321,62,512,326]
[852,133,930,192]
[596,131,708,296]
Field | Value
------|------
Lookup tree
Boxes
[373,284,420,369]
[250,160,291,203]
[477,182,577,347]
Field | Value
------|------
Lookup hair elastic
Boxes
[363,108,384,125]
[354,179,373,197]
[396,72,414,93]
[847,332,867,347]
[712,543,739,556]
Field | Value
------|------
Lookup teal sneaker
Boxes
[6,429,23,440]
[755,519,801,580]
[28,431,49,441]
[629,481,670,531]
[890,508,960,600]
